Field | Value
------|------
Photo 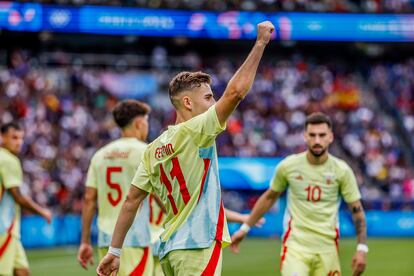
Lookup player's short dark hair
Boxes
[0,122,21,134]
[112,100,151,129]
[168,71,212,108]
[305,112,332,129]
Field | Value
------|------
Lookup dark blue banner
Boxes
[2,2,414,41]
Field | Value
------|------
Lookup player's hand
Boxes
[77,243,94,270]
[352,251,366,276]
[229,229,248,254]
[256,21,275,46]
[241,215,266,228]
[97,253,120,276]
[41,208,52,224]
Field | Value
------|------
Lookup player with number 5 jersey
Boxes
[78,100,153,276]
[97,21,275,276]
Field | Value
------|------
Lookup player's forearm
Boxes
[246,189,280,227]
[349,201,367,244]
[224,208,245,223]
[16,194,47,216]
[225,42,266,101]
[81,199,97,244]
[110,186,148,248]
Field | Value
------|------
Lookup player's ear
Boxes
[182,95,192,111]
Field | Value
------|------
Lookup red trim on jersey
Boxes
[149,195,153,223]
[170,157,191,204]
[280,219,292,271]
[155,210,164,225]
[197,158,211,203]
[129,247,149,276]
[201,241,222,276]
[0,220,15,258]
[215,202,225,241]
[160,164,178,215]
[334,227,340,253]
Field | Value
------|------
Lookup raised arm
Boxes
[230,189,281,253]
[77,187,97,269]
[215,21,274,126]
[348,200,367,276]
[96,185,149,276]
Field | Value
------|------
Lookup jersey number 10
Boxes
[305,185,322,202]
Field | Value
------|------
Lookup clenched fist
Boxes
[256,21,275,46]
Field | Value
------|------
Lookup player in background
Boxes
[77,100,154,276]
[0,122,52,276]
[231,112,368,276]
[97,21,274,276]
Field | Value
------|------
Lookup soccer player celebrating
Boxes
[0,122,52,276]
[97,21,274,276]
[231,112,368,276]
[77,100,154,275]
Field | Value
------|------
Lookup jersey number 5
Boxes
[106,167,123,206]
[305,185,322,202]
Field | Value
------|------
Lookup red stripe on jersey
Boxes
[155,210,164,225]
[0,220,15,258]
[201,241,222,276]
[197,158,211,203]
[160,164,178,215]
[280,219,292,271]
[149,195,153,223]
[334,227,340,253]
[129,247,149,276]
[215,202,225,241]
[170,157,191,204]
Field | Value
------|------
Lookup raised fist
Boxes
[256,21,275,45]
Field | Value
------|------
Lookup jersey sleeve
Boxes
[85,158,97,189]
[131,157,153,193]
[182,105,226,148]
[339,164,361,203]
[269,161,288,192]
[1,157,23,189]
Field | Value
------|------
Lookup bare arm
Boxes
[224,208,245,223]
[110,185,149,248]
[245,189,281,227]
[78,187,97,269]
[215,21,274,126]
[348,200,367,276]
[80,187,97,244]
[8,187,51,223]
[230,189,281,253]
[348,200,367,245]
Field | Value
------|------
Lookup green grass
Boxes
[27,238,414,276]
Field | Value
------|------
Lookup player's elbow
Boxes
[224,85,247,103]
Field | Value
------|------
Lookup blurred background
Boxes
[1,0,414,275]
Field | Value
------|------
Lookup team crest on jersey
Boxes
[323,172,335,185]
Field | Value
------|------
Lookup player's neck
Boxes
[175,111,192,124]
[306,151,329,165]
[121,129,143,141]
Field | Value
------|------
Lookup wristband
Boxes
[240,223,251,233]
[108,246,122,257]
[357,244,369,253]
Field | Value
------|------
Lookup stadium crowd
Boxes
[1,50,414,213]
[25,0,414,13]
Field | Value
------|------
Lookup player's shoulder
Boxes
[279,152,307,167]
[328,154,352,172]
[0,147,20,166]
